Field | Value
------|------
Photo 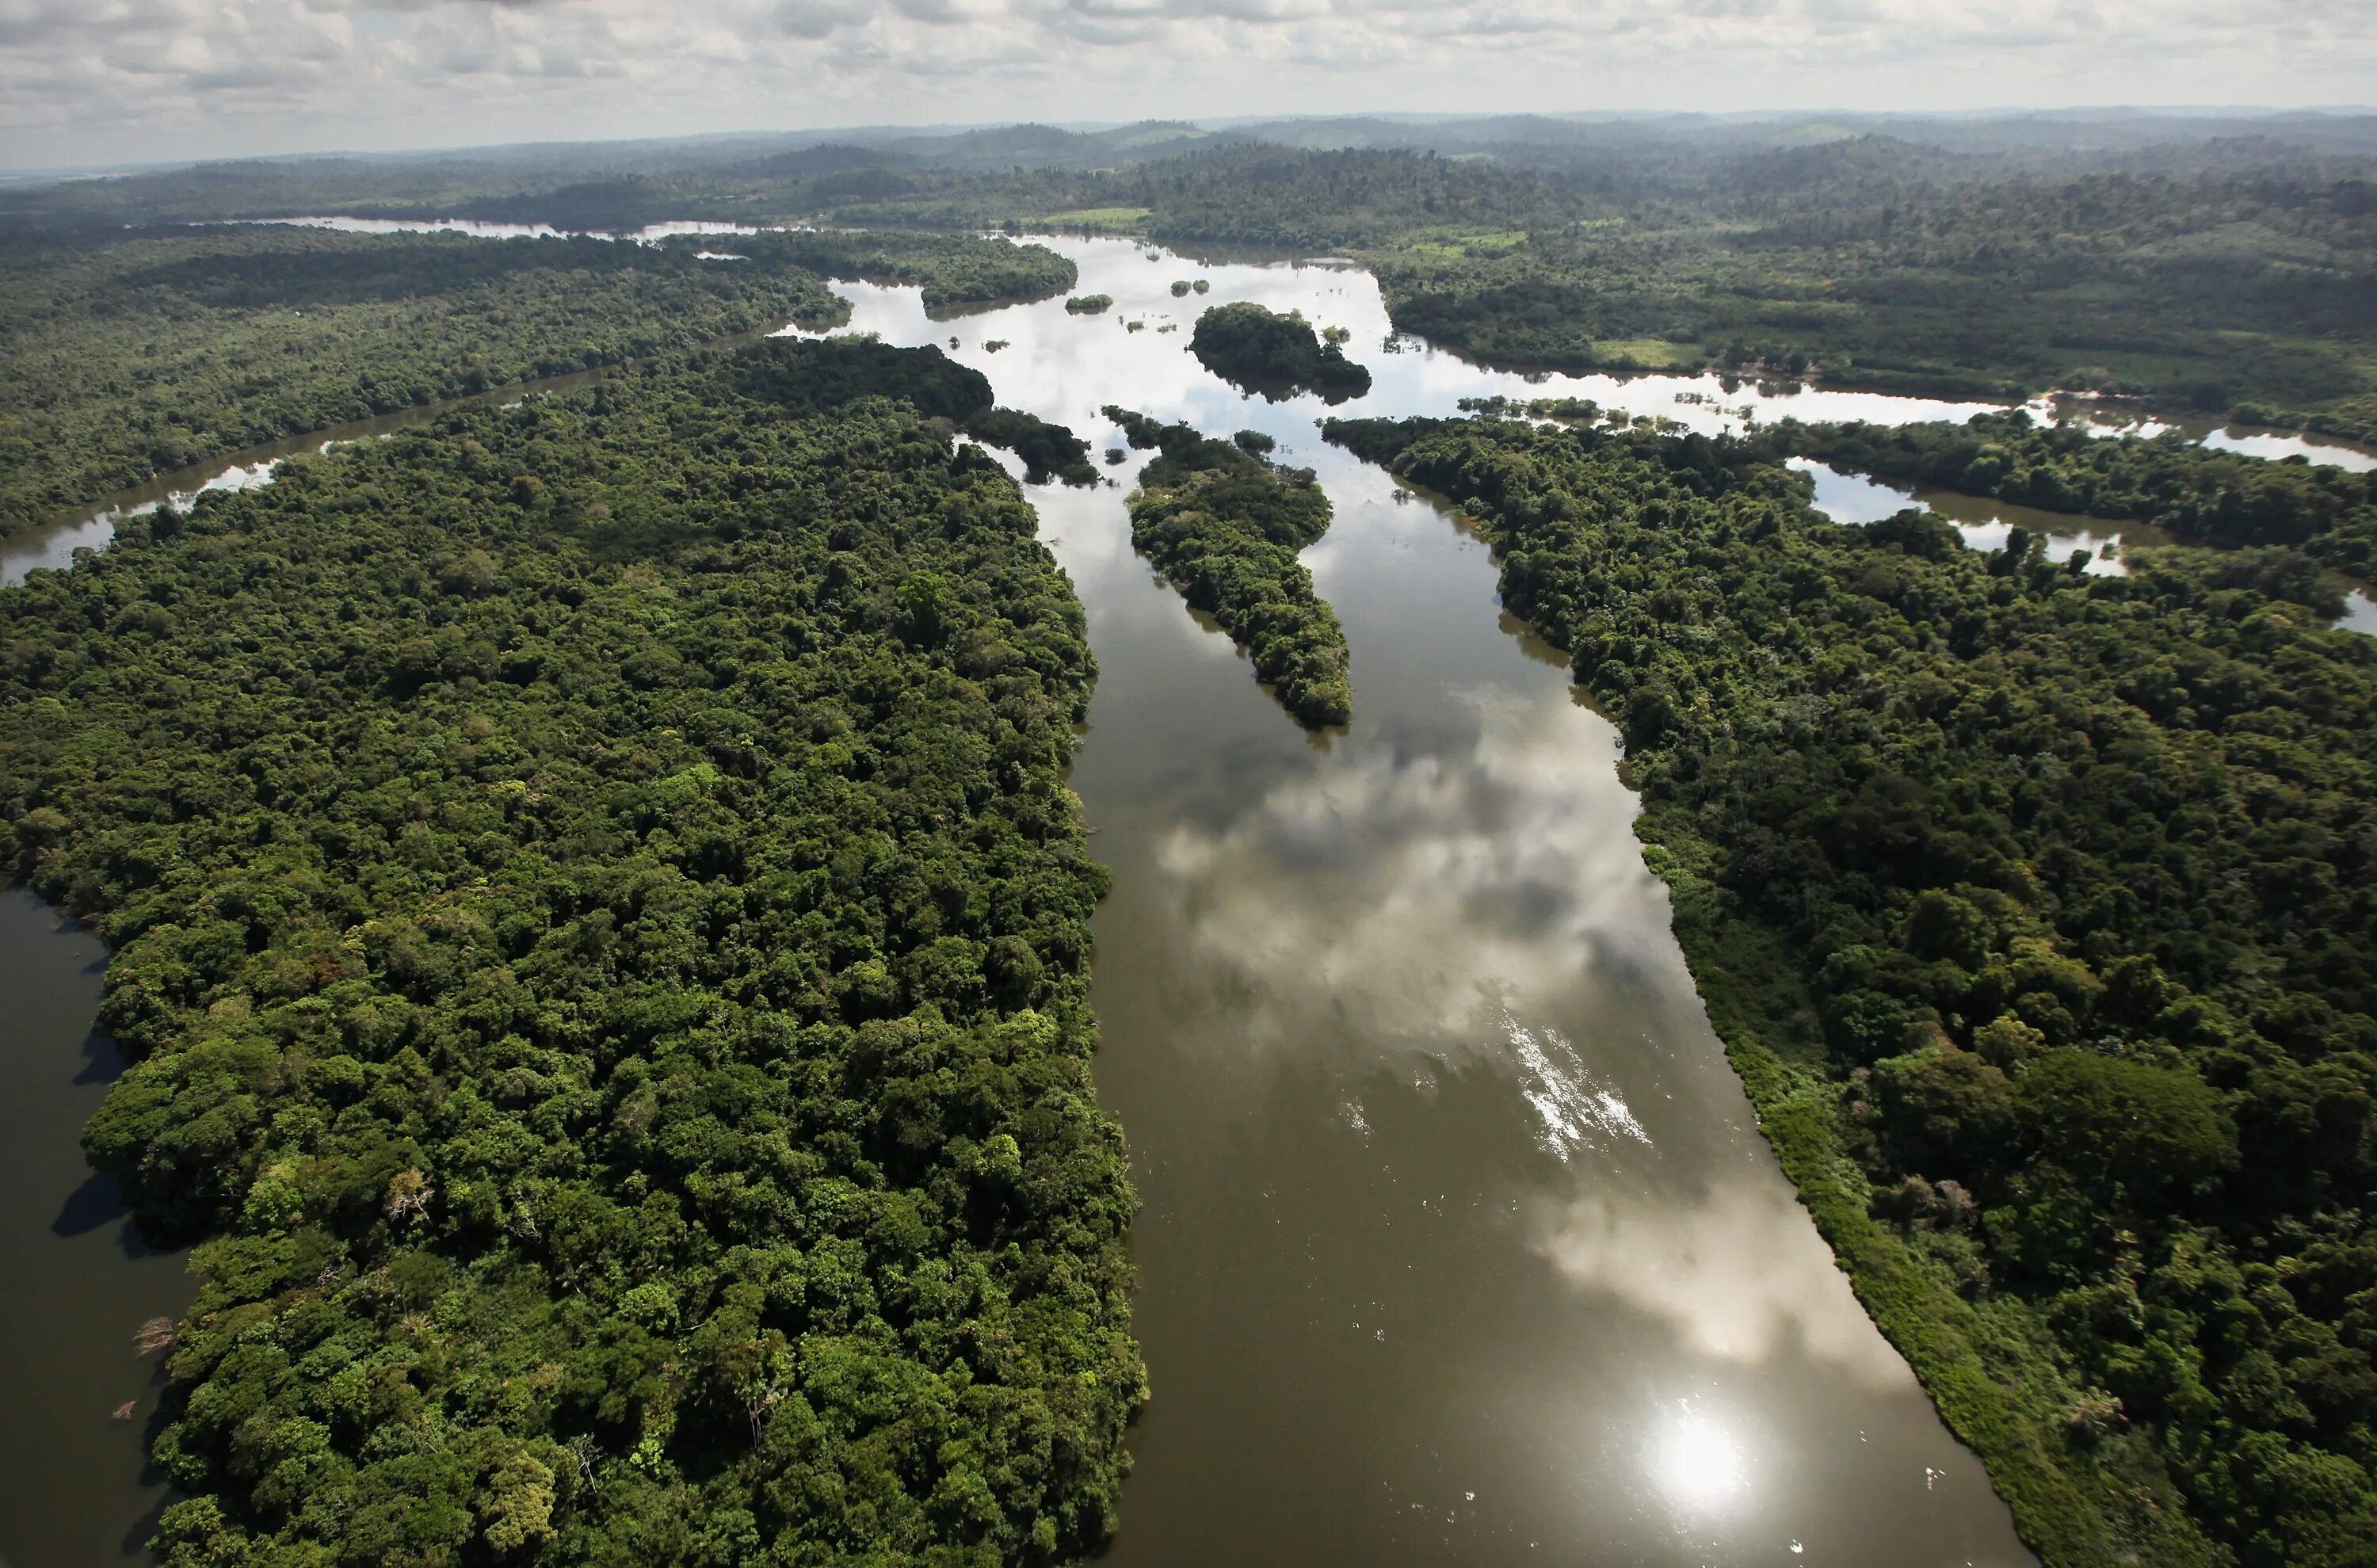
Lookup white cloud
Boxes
[1531,1175,1921,1388]
[1,0,2369,167]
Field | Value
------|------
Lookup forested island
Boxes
[1326,410,2377,1568]
[1186,303,1372,403]
[1106,406,1353,727]
[2,339,1142,1564]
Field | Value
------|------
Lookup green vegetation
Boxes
[1760,410,2377,576]
[723,231,1076,315]
[1030,209,1150,232]
[1063,295,1112,315]
[1187,303,1372,403]
[718,336,1096,488]
[1327,411,2377,1568]
[0,225,1076,541]
[1,338,1142,1566]
[1106,406,1351,727]
[854,142,2377,437]
[1104,145,2377,428]
[15,122,2373,434]
[0,227,840,540]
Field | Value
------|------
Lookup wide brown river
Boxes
[13,230,2370,1564]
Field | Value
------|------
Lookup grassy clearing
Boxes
[1033,207,1153,231]
[1394,228,1533,260]
[1590,337,1705,369]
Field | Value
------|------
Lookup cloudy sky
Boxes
[2,0,2370,171]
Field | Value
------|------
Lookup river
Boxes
[0,891,194,1566]
[6,230,2277,1565]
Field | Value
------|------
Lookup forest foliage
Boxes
[0,225,1075,541]
[1185,302,1372,403]
[0,338,1142,1567]
[1326,411,2377,1568]
[10,132,2372,435]
[865,144,2377,437]
[1105,406,1352,728]
[1759,410,2377,578]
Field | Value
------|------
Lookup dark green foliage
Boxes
[1187,303,1371,403]
[0,226,848,540]
[728,339,1093,486]
[1766,410,2377,576]
[1061,295,1111,315]
[881,143,2377,431]
[1,344,1143,1566]
[0,226,1082,543]
[1132,147,1575,250]
[1098,406,1174,452]
[723,232,1077,313]
[963,410,1097,487]
[726,338,994,422]
[1118,414,1351,727]
[1326,411,2377,1568]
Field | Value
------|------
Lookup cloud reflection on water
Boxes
[1148,686,1675,1053]
[1532,1178,1921,1391]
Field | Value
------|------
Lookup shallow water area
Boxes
[2038,398,2377,473]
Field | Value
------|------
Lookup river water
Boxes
[0,890,194,1566]
[10,230,2282,1565]
[808,238,2038,1565]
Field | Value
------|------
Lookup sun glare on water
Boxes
[1650,1406,1751,1511]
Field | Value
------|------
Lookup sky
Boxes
[2,0,2371,171]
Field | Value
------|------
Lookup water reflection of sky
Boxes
[814,237,2041,1566]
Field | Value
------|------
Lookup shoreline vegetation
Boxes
[1105,406,1353,728]
[1755,410,2377,580]
[1326,410,2377,1568]
[1,338,1143,1566]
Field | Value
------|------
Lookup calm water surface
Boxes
[799,239,2036,1566]
[0,890,193,1567]
[4,235,2064,1565]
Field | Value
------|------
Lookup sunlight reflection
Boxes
[1649,1404,1751,1513]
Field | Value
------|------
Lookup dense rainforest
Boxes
[909,144,2377,437]
[10,120,2373,437]
[1758,410,2377,578]
[0,224,1075,540]
[1105,406,1352,728]
[0,338,1143,1566]
[1185,303,1372,403]
[1325,411,2377,1568]
[6,113,2377,1568]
